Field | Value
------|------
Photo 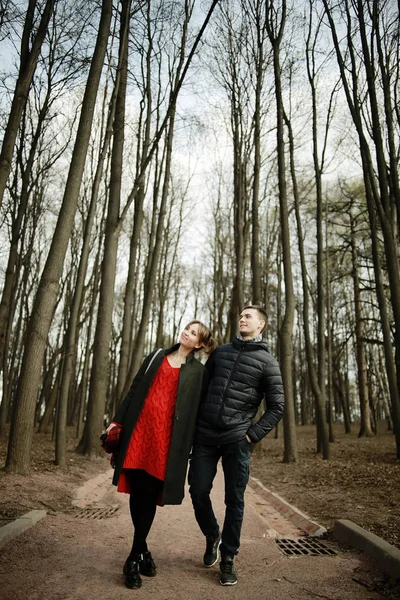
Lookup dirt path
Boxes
[0,469,384,600]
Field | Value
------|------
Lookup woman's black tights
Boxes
[126,469,163,558]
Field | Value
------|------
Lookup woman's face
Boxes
[179,322,203,350]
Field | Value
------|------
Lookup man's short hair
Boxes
[242,305,268,331]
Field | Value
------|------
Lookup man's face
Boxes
[238,309,265,339]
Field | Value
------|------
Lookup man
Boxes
[189,305,284,586]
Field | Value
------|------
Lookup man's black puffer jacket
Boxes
[195,337,284,445]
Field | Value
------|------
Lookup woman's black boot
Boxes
[123,558,142,589]
[138,551,156,577]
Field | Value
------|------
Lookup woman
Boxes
[106,320,215,589]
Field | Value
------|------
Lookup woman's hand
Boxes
[106,422,118,433]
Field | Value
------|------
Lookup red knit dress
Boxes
[117,356,180,493]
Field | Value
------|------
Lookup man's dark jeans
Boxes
[188,437,251,556]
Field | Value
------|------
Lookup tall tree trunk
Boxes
[251,9,265,305]
[54,149,113,461]
[326,214,334,443]
[55,10,125,466]
[229,133,247,335]
[77,0,130,459]
[0,315,12,435]
[334,367,352,434]
[284,107,330,458]
[115,0,153,403]
[5,0,113,474]
[38,369,60,434]
[305,6,328,453]
[266,0,297,462]
[76,249,103,440]
[350,219,373,437]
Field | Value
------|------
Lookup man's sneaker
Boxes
[203,532,221,567]
[220,555,237,586]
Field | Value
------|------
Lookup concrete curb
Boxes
[249,476,327,537]
[334,519,400,580]
[0,510,46,550]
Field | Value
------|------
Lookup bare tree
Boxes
[349,211,374,437]
[0,0,56,210]
[54,47,121,465]
[5,0,113,474]
[121,0,221,394]
[265,0,297,462]
[77,0,131,459]
[245,0,271,305]
[322,0,400,457]
[115,0,156,403]
[0,0,88,375]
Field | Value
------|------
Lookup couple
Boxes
[107,305,284,589]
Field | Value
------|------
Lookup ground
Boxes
[0,421,399,552]
[251,420,400,550]
[0,429,110,522]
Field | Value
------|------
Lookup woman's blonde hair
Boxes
[187,320,217,355]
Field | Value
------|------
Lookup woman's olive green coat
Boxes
[111,344,207,505]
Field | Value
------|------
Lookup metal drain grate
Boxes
[75,506,119,520]
[276,537,337,557]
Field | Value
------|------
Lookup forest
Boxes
[0,0,399,475]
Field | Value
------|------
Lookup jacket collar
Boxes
[232,336,270,352]
[236,333,263,343]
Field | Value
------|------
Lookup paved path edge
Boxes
[71,468,114,508]
[0,510,46,550]
[334,519,400,580]
[249,476,327,537]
